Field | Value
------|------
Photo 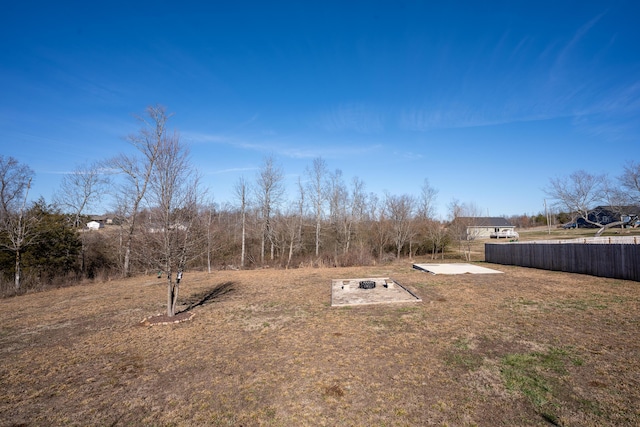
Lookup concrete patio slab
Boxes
[331,277,421,307]
[413,263,503,275]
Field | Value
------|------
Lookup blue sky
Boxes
[1,1,639,219]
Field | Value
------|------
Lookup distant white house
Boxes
[456,217,516,239]
[86,220,103,230]
[89,215,120,226]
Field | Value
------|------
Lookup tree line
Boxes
[2,105,638,312]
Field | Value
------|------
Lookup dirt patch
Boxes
[0,262,639,426]
[140,310,195,326]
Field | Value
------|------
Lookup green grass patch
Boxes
[551,299,607,311]
[500,347,583,425]
[444,338,484,371]
[395,306,418,313]
[516,298,539,306]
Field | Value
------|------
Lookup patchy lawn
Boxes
[1,261,639,426]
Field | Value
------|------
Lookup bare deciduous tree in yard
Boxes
[0,156,39,290]
[546,170,629,236]
[145,131,203,317]
[620,161,640,205]
[108,105,167,277]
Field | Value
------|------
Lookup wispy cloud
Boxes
[555,10,607,68]
[281,143,383,159]
[393,150,424,160]
[571,80,640,141]
[182,132,230,144]
[398,106,559,131]
[317,103,384,133]
[595,81,640,115]
[184,131,270,152]
[186,127,383,160]
[208,167,258,175]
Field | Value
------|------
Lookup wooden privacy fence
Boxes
[485,238,640,281]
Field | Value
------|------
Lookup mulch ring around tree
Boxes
[140,311,195,327]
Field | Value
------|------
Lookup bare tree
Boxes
[278,180,304,269]
[305,157,328,257]
[546,170,625,236]
[233,176,249,268]
[144,131,203,317]
[418,179,438,220]
[289,177,305,267]
[327,169,348,262]
[417,179,442,258]
[0,156,39,290]
[425,219,447,259]
[0,156,33,216]
[255,156,285,264]
[204,201,218,274]
[54,161,109,274]
[385,192,415,259]
[367,193,390,261]
[447,199,480,261]
[346,177,366,254]
[108,105,167,277]
[274,179,306,268]
[54,161,108,228]
[620,161,640,205]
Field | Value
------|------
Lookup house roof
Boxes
[457,217,514,227]
[593,205,640,215]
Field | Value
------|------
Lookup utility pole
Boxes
[544,199,551,235]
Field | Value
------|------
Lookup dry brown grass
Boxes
[1,259,639,426]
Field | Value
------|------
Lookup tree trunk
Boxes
[240,210,246,268]
[167,274,178,317]
[123,244,131,277]
[595,220,626,237]
[287,239,293,269]
[14,249,21,291]
[315,220,320,257]
[172,282,180,316]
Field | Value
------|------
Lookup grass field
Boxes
[1,252,639,426]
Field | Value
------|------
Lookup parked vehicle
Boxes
[562,222,577,229]
[576,218,598,228]
[490,230,519,239]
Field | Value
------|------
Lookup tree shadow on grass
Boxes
[179,281,236,314]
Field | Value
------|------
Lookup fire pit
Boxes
[359,280,376,289]
[331,277,422,307]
